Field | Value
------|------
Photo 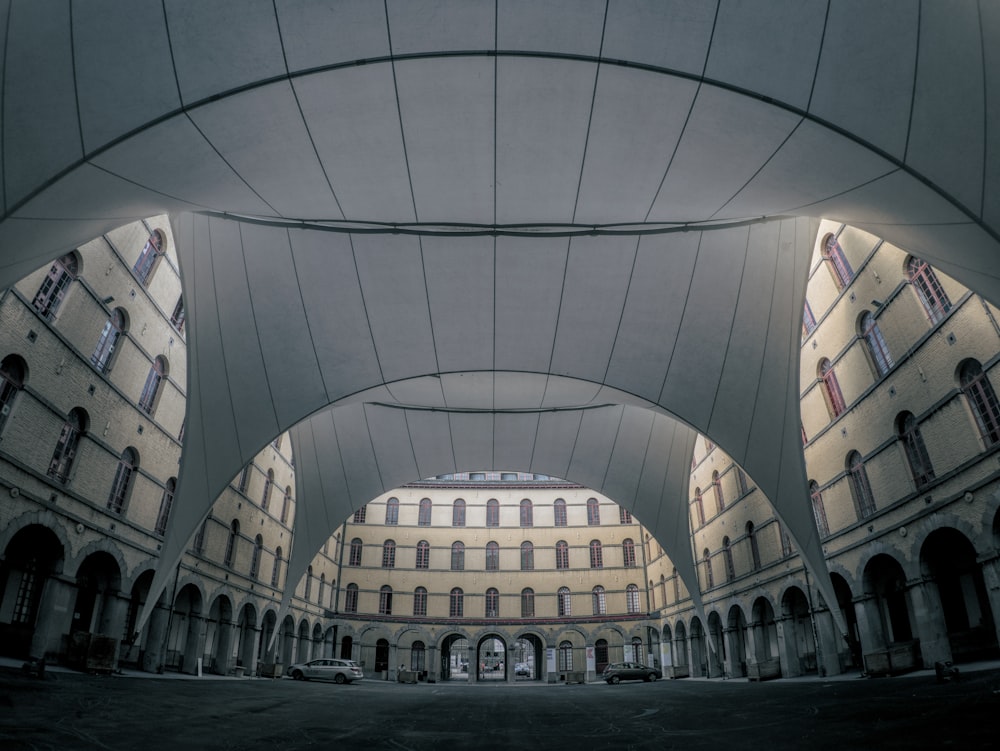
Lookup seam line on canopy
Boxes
[383,0,419,224]
[570,0,609,225]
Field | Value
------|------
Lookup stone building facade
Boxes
[2,216,999,683]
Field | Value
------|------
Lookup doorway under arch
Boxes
[440,633,469,681]
[513,634,542,680]
[477,634,507,681]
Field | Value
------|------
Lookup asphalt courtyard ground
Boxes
[2,662,999,750]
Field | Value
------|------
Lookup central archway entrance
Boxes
[441,634,469,681]
[513,635,542,680]
[477,635,507,681]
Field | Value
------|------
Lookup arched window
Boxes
[592,585,606,615]
[486,498,499,526]
[485,588,499,618]
[672,568,680,603]
[91,308,126,373]
[281,487,292,524]
[451,541,465,570]
[250,534,263,579]
[223,519,239,567]
[138,356,167,414]
[0,355,26,436]
[692,488,705,527]
[735,467,749,496]
[822,234,853,290]
[520,499,533,527]
[558,641,573,671]
[32,252,78,319]
[449,587,464,617]
[622,538,636,567]
[553,498,567,526]
[810,481,829,537]
[318,573,326,605]
[48,407,87,483]
[349,538,363,566]
[413,587,427,617]
[385,497,399,525]
[802,300,817,336]
[382,539,396,568]
[415,540,430,569]
[897,412,935,487]
[703,549,714,589]
[353,505,367,524]
[649,580,656,610]
[723,537,735,581]
[107,447,137,514]
[271,546,283,587]
[907,256,951,324]
[659,574,667,606]
[779,523,793,556]
[746,521,761,570]
[630,636,643,663]
[860,311,893,377]
[959,360,1000,446]
[237,464,251,493]
[192,517,208,554]
[555,540,569,570]
[305,568,314,601]
[261,469,274,511]
[819,358,847,418]
[418,498,432,526]
[619,507,632,524]
[133,230,164,286]
[485,541,500,571]
[587,498,601,525]
[557,587,572,616]
[170,295,185,332]
[589,540,603,568]
[712,471,724,513]
[521,588,535,617]
[379,585,392,615]
[344,583,358,614]
[520,541,534,571]
[626,584,640,614]
[452,499,466,526]
[847,451,876,518]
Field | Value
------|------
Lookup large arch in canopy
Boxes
[0,2,998,639]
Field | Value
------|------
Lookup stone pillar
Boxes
[141,601,170,673]
[427,644,439,683]
[214,620,236,675]
[241,625,260,675]
[908,578,951,667]
[388,643,398,682]
[182,614,206,675]
[97,591,129,668]
[722,627,740,678]
[707,629,724,678]
[853,595,883,653]
[775,616,800,677]
[981,556,1000,650]
[812,606,842,676]
[29,575,76,660]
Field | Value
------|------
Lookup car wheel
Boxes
[334,673,346,684]
[647,673,657,682]
[292,670,304,681]
[610,675,620,684]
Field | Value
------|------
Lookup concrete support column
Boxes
[707,629,724,678]
[29,575,76,660]
[722,627,740,678]
[97,591,129,668]
[141,601,170,673]
[182,615,206,675]
[908,578,951,667]
[746,623,763,665]
[241,625,261,675]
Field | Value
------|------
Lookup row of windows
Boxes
[233,465,294,524]
[360,497,633,528]
[343,583,643,618]
[350,538,640,571]
[689,467,749,527]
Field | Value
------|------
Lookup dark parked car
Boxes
[602,662,661,684]
[286,658,363,683]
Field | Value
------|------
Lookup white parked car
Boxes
[285,658,363,684]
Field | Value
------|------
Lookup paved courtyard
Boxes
[2,663,999,750]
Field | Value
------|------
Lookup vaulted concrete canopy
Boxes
[1,2,999,636]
